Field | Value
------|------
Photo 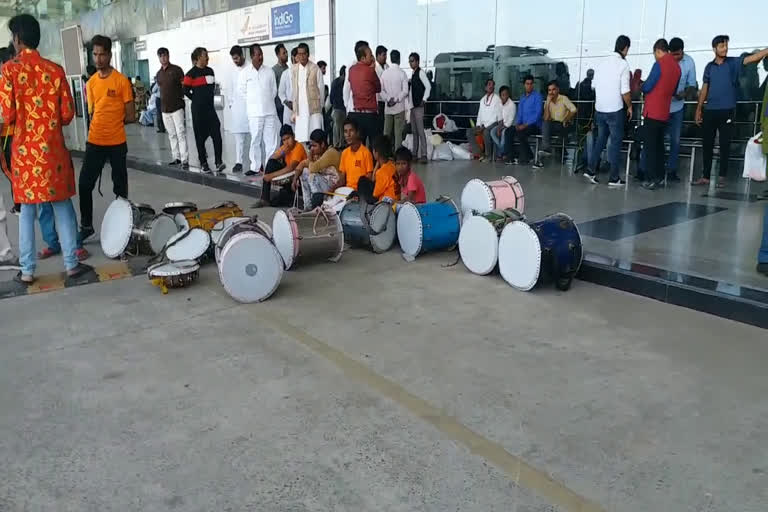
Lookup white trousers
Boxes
[233,132,248,166]
[248,115,279,172]
[0,193,13,259]
[162,108,188,163]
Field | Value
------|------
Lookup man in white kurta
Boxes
[238,44,279,176]
[291,43,325,142]
[278,48,296,129]
[228,45,250,173]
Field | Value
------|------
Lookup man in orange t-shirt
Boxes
[252,124,307,207]
[337,117,373,191]
[78,34,135,242]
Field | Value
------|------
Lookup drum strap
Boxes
[147,228,195,266]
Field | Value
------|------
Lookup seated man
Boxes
[539,80,577,159]
[489,86,516,161]
[253,124,307,207]
[394,147,426,204]
[292,128,341,211]
[505,74,542,167]
[336,117,374,191]
[466,79,501,161]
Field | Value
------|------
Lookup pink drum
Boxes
[460,176,525,219]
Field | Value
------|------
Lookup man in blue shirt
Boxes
[504,75,542,166]
[693,35,768,187]
[638,37,697,183]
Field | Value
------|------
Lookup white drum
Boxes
[147,260,200,290]
[165,228,211,262]
[460,176,525,220]
[100,197,160,258]
[214,217,273,264]
[210,216,251,246]
[458,209,522,275]
[272,207,344,270]
[497,221,542,291]
[145,214,180,255]
[218,232,284,303]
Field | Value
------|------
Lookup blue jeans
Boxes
[639,109,684,176]
[759,205,768,264]
[20,199,79,275]
[489,126,508,157]
[590,110,625,180]
[38,203,61,252]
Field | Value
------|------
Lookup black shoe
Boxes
[79,225,95,242]
[168,159,181,167]
[583,172,599,184]
[232,163,243,173]
[215,162,226,173]
[758,262,768,276]
[538,149,552,157]
[244,170,257,176]
[201,164,212,174]
[157,129,166,133]
[634,173,646,182]
[608,178,626,188]
[182,161,189,170]
[667,173,681,183]
[642,180,663,190]
[532,160,544,169]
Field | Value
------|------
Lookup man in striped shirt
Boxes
[183,47,224,174]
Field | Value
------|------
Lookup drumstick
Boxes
[323,191,350,198]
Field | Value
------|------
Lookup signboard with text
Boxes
[228,3,271,44]
[271,2,300,38]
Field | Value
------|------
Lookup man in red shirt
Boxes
[347,44,381,147]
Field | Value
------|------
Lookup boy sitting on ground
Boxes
[394,147,426,204]
[357,135,399,203]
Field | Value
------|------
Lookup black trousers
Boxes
[79,142,128,228]
[702,109,734,179]
[192,108,222,167]
[377,101,385,134]
[2,135,19,210]
[155,98,165,132]
[644,118,667,182]
[260,158,286,203]
[348,111,380,148]
[505,125,540,162]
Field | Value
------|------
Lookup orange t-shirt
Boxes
[86,70,133,146]
[274,142,307,166]
[339,144,373,190]
[373,161,398,201]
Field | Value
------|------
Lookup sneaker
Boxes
[244,170,258,176]
[201,164,212,174]
[758,189,768,200]
[0,255,20,270]
[608,178,626,188]
[215,162,226,173]
[532,160,544,169]
[642,180,662,190]
[10,205,20,216]
[168,159,181,167]
[250,199,269,208]
[538,148,552,157]
[757,262,768,276]
[583,172,599,184]
[79,225,95,242]
[75,248,90,262]
[181,161,190,170]
[232,163,243,173]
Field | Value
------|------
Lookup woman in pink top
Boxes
[394,147,426,203]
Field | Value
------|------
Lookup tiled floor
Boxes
[119,119,768,292]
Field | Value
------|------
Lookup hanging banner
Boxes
[227,3,271,45]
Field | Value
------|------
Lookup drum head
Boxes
[272,210,297,269]
[210,216,250,245]
[459,215,499,275]
[498,221,541,291]
[148,260,200,278]
[219,232,283,303]
[165,228,211,262]
[369,202,397,253]
[162,202,197,216]
[149,215,180,254]
[460,179,495,218]
[396,203,423,257]
[101,198,134,258]
[324,186,354,214]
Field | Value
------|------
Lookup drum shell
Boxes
[418,201,461,253]
[178,204,244,231]
[530,213,583,284]
[339,202,374,249]
[215,220,272,264]
[127,208,156,255]
[292,209,344,265]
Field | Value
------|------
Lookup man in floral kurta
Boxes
[0,14,91,283]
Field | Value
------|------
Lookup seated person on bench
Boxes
[252,124,307,207]
[357,135,399,203]
[292,128,341,211]
[394,147,426,204]
[539,80,577,158]
[335,117,374,192]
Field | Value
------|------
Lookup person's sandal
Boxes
[716,179,726,188]
[691,177,710,186]
[38,247,61,259]
[13,272,34,285]
[75,248,90,261]
[67,263,94,279]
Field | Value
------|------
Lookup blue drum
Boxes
[397,198,461,259]
[339,201,397,253]
[498,213,583,291]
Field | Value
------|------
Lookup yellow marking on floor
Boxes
[255,313,607,512]
[96,262,134,282]
[26,273,66,295]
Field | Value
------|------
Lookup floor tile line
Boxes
[255,312,607,512]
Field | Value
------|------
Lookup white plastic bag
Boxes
[743,132,766,182]
[432,113,459,132]
[447,141,472,160]
[432,142,454,161]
